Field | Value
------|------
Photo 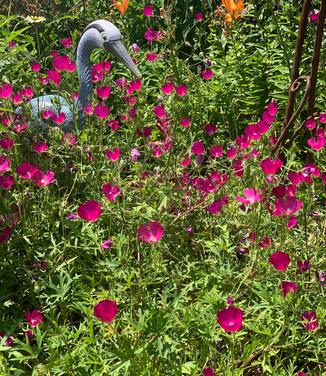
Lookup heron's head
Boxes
[80,20,141,79]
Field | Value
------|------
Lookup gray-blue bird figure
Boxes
[28,20,141,133]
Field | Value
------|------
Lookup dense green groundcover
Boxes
[0,1,325,375]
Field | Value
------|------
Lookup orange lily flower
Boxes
[221,0,244,23]
[113,0,129,16]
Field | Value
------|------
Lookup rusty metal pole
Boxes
[307,0,326,116]
[284,0,312,126]
[273,0,326,155]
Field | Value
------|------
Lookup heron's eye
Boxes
[101,32,108,42]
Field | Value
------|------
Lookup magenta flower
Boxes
[131,43,140,53]
[303,163,320,178]
[236,188,260,205]
[127,79,142,95]
[210,145,223,158]
[60,37,72,47]
[52,112,66,124]
[107,119,120,131]
[180,117,191,127]
[96,85,111,99]
[0,174,14,190]
[42,110,55,119]
[297,260,310,272]
[307,133,326,151]
[260,158,283,174]
[288,171,304,185]
[280,281,298,297]
[205,123,217,136]
[0,83,13,99]
[25,309,44,327]
[16,161,38,179]
[245,123,262,140]
[31,62,41,72]
[274,196,302,216]
[236,135,250,149]
[33,142,48,153]
[287,216,298,229]
[226,296,235,306]
[52,54,71,71]
[319,112,326,123]
[258,236,272,249]
[205,196,229,215]
[105,147,120,161]
[153,105,167,119]
[101,239,113,249]
[146,52,157,62]
[0,333,14,347]
[309,10,319,23]
[179,155,191,167]
[0,155,10,173]
[203,368,215,376]
[232,159,244,177]
[304,118,316,130]
[32,170,55,187]
[196,12,203,21]
[175,85,187,97]
[0,227,13,244]
[62,132,76,146]
[201,69,214,80]
[144,27,156,42]
[161,82,174,95]
[269,251,290,271]
[297,371,306,376]
[191,140,205,155]
[301,311,318,331]
[94,102,110,118]
[130,148,140,162]
[94,299,118,323]
[102,183,121,202]
[77,200,102,222]
[137,221,164,243]
[67,213,79,220]
[226,146,237,159]
[143,4,154,17]
[45,68,61,85]
[216,306,243,332]
[266,101,278,116]
[0,137,14,151]
[66,61,76,73]
[318,271,326,287]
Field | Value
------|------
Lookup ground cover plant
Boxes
[0,0,325,375]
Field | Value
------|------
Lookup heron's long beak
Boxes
[105,40,141,79]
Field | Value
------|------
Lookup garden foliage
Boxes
[0,1,325,375]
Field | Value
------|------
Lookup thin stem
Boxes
[231,333,236,371]
[34,25,41,61]
[7,0,12,17]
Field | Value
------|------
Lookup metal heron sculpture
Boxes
[28,20,141,132]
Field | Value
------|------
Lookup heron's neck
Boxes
[76,30,102,110]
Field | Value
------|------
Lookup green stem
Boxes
[231,333,236,370]
[34,24,41,61]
